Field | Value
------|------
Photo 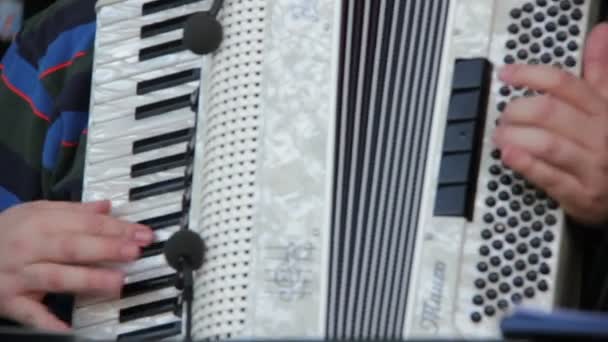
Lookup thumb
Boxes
[583,23,608,100]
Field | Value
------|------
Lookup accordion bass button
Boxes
[470,312,482,323]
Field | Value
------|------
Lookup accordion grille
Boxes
[328,0,450,339]
[191,0,266,339]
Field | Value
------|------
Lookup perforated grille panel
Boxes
[191,0,266,339]
[469,0,588,323]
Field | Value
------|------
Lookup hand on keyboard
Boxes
[494,23,608,225]
[0,200,154,332]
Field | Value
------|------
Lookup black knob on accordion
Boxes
[183,11,223,55]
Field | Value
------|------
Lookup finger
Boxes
[23,200,111,214]
[500,145,585,214]
[501,95,599,150]
[495,124,592,181]
[31,234,141,264]
[584,23,608,99]
[22,263,124,297]
[3,296,70,332]
[499,64,607,117]
[30,211,154,246]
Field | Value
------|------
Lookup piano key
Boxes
[137,69,200,96]
[96,29,184,66]
[129,177,186,202]
[75,311,181,341]
[87,166,185,196]
[133,128,193,155]
[142,0,204,16]
[88,107,193,150]
[93,60,201,104]
[94,49,200,85]
[123,201,183,225]
[122,253,168,276]
[90,190,183,218]
[141,14,191,39]
[131,153,188,178]
[75,264,177,308]
[73,286,180,328]
[140,241,166,259]
[155,225,181,243]
[120,296,179,323]
[117,320,182,341]
[91,82,197,124]
[96,0,206,33]
[135,94,192,121]
[84,142,189,182]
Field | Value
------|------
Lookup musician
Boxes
[0,0,155,332]
[0,0,607,333]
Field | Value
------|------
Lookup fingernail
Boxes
[121,244,139,259]
[134,229,153,244]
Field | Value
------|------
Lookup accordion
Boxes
[73,0,604,340]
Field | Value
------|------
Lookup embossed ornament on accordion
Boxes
[74,0,603,340]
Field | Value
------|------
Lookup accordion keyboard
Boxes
[72,0,209,340]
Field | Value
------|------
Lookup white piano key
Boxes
[88,108,195,154]
[86,171,185,213]
[74,263,177,308]
[93,59,201,104]
[75,311,181,341]
[97,0,209,34]
[94,48,200,85]
[90,81,198,124]
[125,265,176,286]
[121,254,168,276]
[85,142,189,183]
[122,201,184,223]
[73,286,180,328]
[97,29,184,66]
[88,190,184,218]
[86,166,185,195]
[155,225,181,243]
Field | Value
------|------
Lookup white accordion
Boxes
[74,0,603,340]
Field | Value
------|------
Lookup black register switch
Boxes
[434,58,492,219]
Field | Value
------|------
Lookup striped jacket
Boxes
[0,0,96,210]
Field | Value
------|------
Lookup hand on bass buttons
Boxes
[494,23,608,225]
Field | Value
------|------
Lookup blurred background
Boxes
[0,0,55,59]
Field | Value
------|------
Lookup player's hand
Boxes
[494,23,608,225]
[0,201,154,332]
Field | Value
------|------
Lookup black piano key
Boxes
[122,273,177,299]
[132,128,193,154]
[141,14,190,39]
[138,212,183,230]
[129,177,186,201]
[141,241,166,259]
[142,0,203,16]
[137,69,200,95]
[131,153,188,178]
[139,39,186,62]
[135,95,191,120]
[117,321,182,341]
[119,297,179,323]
